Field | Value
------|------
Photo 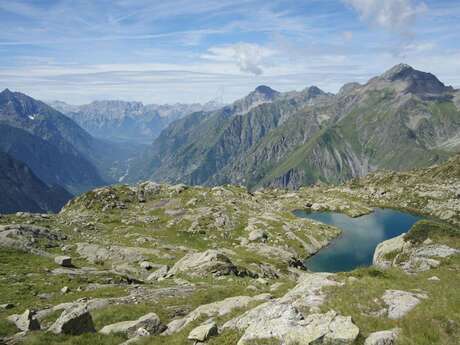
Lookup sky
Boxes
[0,0,459,105]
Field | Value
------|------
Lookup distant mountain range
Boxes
[49,99,223,144]
[1,63,459,212]
[127,64,460,189]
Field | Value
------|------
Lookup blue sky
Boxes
[0,0,459,104]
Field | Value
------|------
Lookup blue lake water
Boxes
[294,208,423,272]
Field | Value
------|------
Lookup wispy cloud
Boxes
[0,0,458,104]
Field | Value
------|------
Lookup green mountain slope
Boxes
[129,64,460,189]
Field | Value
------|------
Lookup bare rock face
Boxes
[382,290,428,320]
[373,234,407,269]
[364,328,400,345]
[164,293,272,335]
[224,307,359,345]
[169,249,238,277]
[99,313,163,337]
[48,304,96,335]
[373,234,459,273]
[8,309,41,332]
[188,322,218,342]
[223,273,358,345]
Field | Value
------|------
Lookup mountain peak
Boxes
[377,64,452,96]
[253,85,279,98]
[381,63,415,81]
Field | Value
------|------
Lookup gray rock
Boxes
[169,250,238,277]
[8,309,41,332]
[373,234,406,269]
[164,294,272,335]
[48,304,96,335]
[146,265,169,281]
[248,229,268,242]
[428,276,440,281]
[225,306,359,345]
[364,328,400,345]
[61,286,71,294]
[99,313,163,337]
[54,256,72,267]
[0,303,14,309]
[382,290,427,320]
[188,322,218,342]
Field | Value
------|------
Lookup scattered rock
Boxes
[61,286,71,294]
[48,304,96,335]
[100,313,163,337]
[8,309,41,332]
[364,328,400,345]
[55,256,72,267]
[188,322,218,342]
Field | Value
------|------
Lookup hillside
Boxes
[0,156,458,345]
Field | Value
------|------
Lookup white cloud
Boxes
[344,0,427,34]
[202,43,275,75]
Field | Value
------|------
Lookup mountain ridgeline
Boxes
[127,64,460,189]
[49,100,223,144]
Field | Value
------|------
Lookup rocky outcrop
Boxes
[364,328,400,345]
[373,234,407,269]
[169,250,239,277]
[373,235,459,273]
[0,224,66,255]
[99,313,163,337]
[187,322,218,342]
[223,273,357,344]
[8,309,41,332]
[48,304,96,335]
[164,293,272,335]
[224,308,359,345]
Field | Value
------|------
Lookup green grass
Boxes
[322,254,460,345]
[404,220,460,244]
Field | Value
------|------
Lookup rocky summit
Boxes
[0,156,458,345]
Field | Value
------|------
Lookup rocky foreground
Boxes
[0,156,459,345]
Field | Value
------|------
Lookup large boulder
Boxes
[188,322,218,342]
[364,328,400,345]
[224,305,359,345]
[382,290,427,320]
[373,234,407,269]
[8,309,41,332]
[48,304,96,335]
[169,250,238,277]
[99,313,163,337]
